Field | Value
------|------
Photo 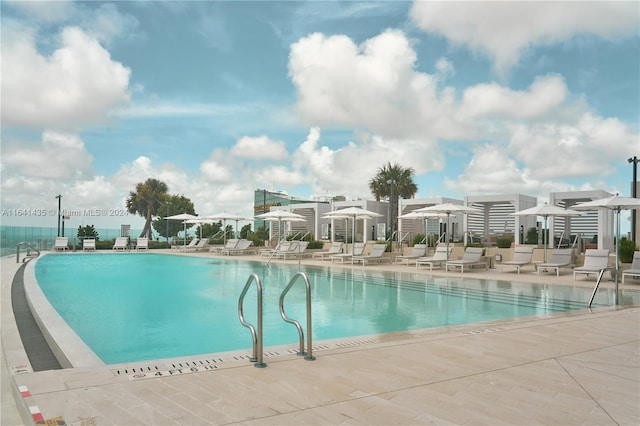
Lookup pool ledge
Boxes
[24,255,105,368]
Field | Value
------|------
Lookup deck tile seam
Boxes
[552,357,617,424]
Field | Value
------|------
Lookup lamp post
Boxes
[629,156,638,243]
[55,194,62,237]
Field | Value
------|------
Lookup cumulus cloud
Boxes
[410,1,640,75]
[231,135,289,160]
[2,132,93,179]
[291,128,443,198]
[3,26,131,131]
[288,29,472,140]
[458,74,569,120]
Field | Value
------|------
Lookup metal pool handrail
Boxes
[238,273,267,368]
[16,242,40,263]
[279,272,315,361]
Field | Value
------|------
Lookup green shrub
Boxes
[307,240,324,249]
[497,237,512,248]
[412,234,426,246]
[619,238,637,263]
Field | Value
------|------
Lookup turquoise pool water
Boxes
[35,253,599,364]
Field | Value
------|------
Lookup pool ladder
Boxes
[237,271,315,368]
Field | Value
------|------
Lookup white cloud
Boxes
[508,113,636,180]
[410,1,640,75]
[2,132,93,179]
[3,26,131,131]
[231,135,289,160]
[291,128,443,198]
[200,156,234,183]
[458,75,569,120]
[5,0,74,23]
[444,145,535,194]
[289,29,473,140]
[84,3,141,45]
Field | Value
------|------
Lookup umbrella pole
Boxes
[543,216,548,263]
[446,214,450,260]
[615,208,620,305]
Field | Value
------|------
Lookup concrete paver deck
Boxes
[2,250,639,425]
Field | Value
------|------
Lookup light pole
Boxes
[629,156,638,243]
[55,194,62,237]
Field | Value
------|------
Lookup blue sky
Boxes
[1,1,639,232]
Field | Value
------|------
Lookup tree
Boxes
[152,194,197,240]
[240,223,252,239]
[77,225,99,241]
[368,162,418,237]
[126,178,169,238]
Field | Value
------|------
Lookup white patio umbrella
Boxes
[255,210,306,242]
[574,194,640,302]
[323,207,383,254]
[398,211,448,255]
[513,204,582,262]
[206,212,248,244]
[415,203,482,259]
[165,213,198,248]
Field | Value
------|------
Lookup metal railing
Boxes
[16,242,41,263]
[588,268,608,308]
[237,273,267,368]
[279,272,315,361]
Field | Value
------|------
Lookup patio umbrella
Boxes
[324,207,382,254]
[206,212,248,245]
[165,213,198,248]
[513,204,582,262]
[574,194,640,303]
[255,210,306,242]
[398,211,448,255]
[415,203,482,259]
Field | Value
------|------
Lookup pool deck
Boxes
[2,250,639,425]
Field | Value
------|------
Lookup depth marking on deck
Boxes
[129,364,218,381]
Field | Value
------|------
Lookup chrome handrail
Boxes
[279,272,315,361]
[237,273,267,368]
[16,242,41,263]
[588,268,607,308]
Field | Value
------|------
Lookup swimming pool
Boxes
[33,253,609,365]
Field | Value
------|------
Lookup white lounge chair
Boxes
[275,241,309,260]
[136,238,149,251]
[416,246,452,270]
[173,238,199,251]
[53,237,69,251]
[352,244,390,265]
[395,244,427,265]
[113,237,129,251]
[536,249,573,276]
[445,247,487,273]
[622,251,640,284]
[331,243,365,263]
[186,238,209,252]
[261,240,292,258]
[500,246,534,274]
[573,249,611,281]
[312,242,343,260]
[222,239,253,255]
[82,238,96,251]
[211,239,239,254]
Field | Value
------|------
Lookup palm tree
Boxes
[369,162,418,237]
[126,178,169,238]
